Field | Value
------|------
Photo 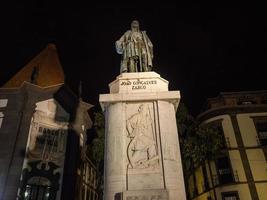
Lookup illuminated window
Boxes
[0,99,8,108]
[238,101,255,105]
[0,112,3,128]
[34,127,65,154]
[0,99,7,129]
[255,122,267,146]
[24,185,51,200]
[24,177,52,200]
[237,96,256,105]
[222,191,239,200]
[216,156,234,184]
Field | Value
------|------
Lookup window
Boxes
[24,185,51,200]
[24,177,52,200]
[222,191,239,200]
[0,99,7,129]
[202,164,209,191]
[262,96,267,104]
[256,122,267,146]
[217,125,227,149]
[35,127,65,153]
[208,120,227,149]
[0,99,8,108]
[237,96,256,105]
[216,156,234,184]
[238,101,256,105]
[0,112,3,128]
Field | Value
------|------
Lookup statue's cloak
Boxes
[116,30,153,73]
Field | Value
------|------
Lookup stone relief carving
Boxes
[126,104,159,169]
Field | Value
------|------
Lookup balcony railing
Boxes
[212,170,238,186]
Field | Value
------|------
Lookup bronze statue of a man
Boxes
[115,20,153,73]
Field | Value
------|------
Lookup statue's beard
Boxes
[131,27,139,32]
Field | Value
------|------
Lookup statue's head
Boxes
[131,20,140,32]
[138,104,150,116]
[138,104,144,113]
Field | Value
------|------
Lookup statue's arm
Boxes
[146,34,153,48]
[146,33,153,58]
[126,119,133,137]
[115,33,126,54]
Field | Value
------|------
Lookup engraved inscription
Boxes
[120,80,157,90]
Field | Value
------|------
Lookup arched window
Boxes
[23,177,52,200]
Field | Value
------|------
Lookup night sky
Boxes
[0,3,266,115]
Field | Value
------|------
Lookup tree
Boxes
[87,111,105,196]
[91,112,105,168]
[176,103,224,177]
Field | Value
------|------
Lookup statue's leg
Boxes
[135,56,140,72]
[142,51,148,72]
[121,60,128,73]
[128,58,135,72]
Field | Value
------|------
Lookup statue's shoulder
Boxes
[128,113,139,121]
[141,30,147,34]
[124,30,131,36]
[141,31,149,38]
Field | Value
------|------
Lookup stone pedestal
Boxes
[99,72,187,200]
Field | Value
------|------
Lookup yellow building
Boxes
[187,91,267,200]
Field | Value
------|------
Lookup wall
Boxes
[18,98,69,200]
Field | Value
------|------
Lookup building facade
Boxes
[0,44,98,200]
[187,91,267,200]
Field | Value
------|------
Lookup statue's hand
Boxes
[115,41,123,54]
[129,134,134,139]
[147,66,152,71]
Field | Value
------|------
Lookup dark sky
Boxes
[0,3,266,115]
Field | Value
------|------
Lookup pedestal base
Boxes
[100,72,187,200]
[122,189,168,200]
